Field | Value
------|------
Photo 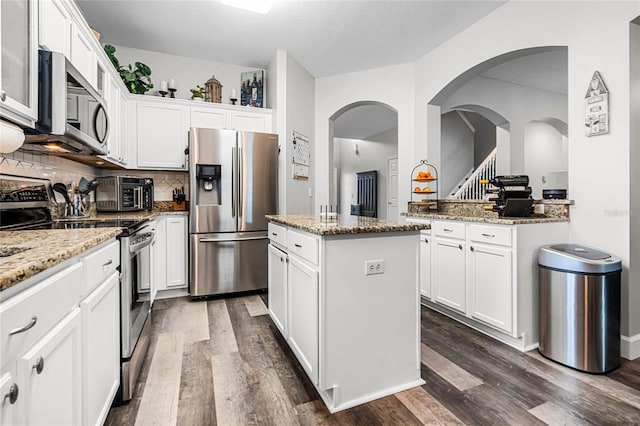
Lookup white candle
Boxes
[169,78,176,89]
[160,80,168,92]
[231,89,237,99]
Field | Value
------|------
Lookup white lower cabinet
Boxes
[287,254,319,385]
[432,234,466,313]
[468,243,513,333]
[267,244,287,336]
[80,272,120,426]
[0,239,121,425]
[19,308,83,426]
[153,215,188,296]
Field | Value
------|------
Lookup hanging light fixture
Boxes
[221,0,272,14]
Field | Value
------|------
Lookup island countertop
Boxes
[402,212,570,225]
[266,214,429,236]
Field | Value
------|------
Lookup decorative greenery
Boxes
[104,44,154,95]
[190,85,205,100]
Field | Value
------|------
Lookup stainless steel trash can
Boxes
[538,244,621,373]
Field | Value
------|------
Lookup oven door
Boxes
[120,225,155,359]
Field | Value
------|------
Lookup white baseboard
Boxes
[621,333,640,360]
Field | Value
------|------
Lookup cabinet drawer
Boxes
[82,240,120,296]
[468,224,512,247]
[432,221,465,239]
[287,229,318,265]
[268,223,287,248]
[0,263,83,365]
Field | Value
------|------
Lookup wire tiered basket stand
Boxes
[410,159,438,212]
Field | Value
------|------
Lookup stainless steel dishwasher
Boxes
[538,244,621,373]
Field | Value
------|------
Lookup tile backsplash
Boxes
[1,151,189,202]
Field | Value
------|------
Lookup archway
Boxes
[329,101,398,219]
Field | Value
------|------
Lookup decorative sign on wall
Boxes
[241,70,265,108]
[292,131,310,180]
[585,71,609,137]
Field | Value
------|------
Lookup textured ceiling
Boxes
[76,0,507,78]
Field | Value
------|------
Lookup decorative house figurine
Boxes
[205,75,223,103]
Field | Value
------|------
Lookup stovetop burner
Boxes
[16,218,150,234]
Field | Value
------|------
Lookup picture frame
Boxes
[240,70,265,108]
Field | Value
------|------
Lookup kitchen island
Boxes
[266,214,428,413]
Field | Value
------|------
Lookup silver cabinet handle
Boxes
[294,243,302,248]
[470,246,475,252]
[33,356,44,374]
[3,383,18,405]
[423,238,429,244]
[0,91,6,102]
[271,232,278,236]
[9,316,37,335]
[458,244,463,250]
[481,233,495,238]
[103,259,113,266]
[443,228,453,233]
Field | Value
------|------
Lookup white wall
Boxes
[315,62,415,214]
[111,45,261,103]
[335,129,397,219]
[285,53,315,214]
[441,111,473,196]
[524,121,568,198]
[629,18,640,358]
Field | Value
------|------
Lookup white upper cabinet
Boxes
[70,24,96,88]
[39,0,70,57]
[0,0,38,127]
[191,106,229,130]
[136,101,189,169]
[231,109,272,132]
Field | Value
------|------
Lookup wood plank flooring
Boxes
[106,295,640,425]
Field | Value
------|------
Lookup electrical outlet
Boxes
[365,260,384,275]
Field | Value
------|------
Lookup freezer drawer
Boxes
[190,232,268,296]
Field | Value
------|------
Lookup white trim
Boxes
[621,333,640,360]
[319,379,426,413]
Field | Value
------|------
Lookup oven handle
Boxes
[129,232,156,253]
[200,236,266,243]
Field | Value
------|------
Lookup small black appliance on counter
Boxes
[483,175,534,217]
[543,189,567,199]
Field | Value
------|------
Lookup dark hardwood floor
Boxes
[105,295,640,425]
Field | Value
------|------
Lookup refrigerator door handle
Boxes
[238,146,243,219]
[200,236,266,243]
[232,147,237,218]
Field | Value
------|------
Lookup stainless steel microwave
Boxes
[96,176,154,212]
[24,50,109,155]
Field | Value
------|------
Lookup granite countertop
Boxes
[402,212,570,225]
[266,214,429,236]
[0,228,122,291]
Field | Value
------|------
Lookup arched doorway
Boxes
[329,102,398,219]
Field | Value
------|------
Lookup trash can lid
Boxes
[538,244,621,274]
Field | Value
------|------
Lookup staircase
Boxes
[449,147,497,200]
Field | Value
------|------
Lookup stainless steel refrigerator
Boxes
[189,128,278,297]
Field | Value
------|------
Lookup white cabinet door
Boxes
[0,371,19,425]
[118,90,129,165]
[70,25,96,88]
[468,243,513,333]
[268,244,287,336]
[153,218,167,294]
[104,74,122,164]
[80,273,120,426]
[432,236,466,313]
[0,0,38,125]
[38,0,70,57]
[231,110,268,132]
[19,308,82,426]
[419,233,431,299]
[287,255,319,385]
[165,216,187,289]
[191,106,228,129]
[136,102,189,169]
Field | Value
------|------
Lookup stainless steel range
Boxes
[0,174,154,403]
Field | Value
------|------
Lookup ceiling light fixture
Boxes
[220,0,272,14]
